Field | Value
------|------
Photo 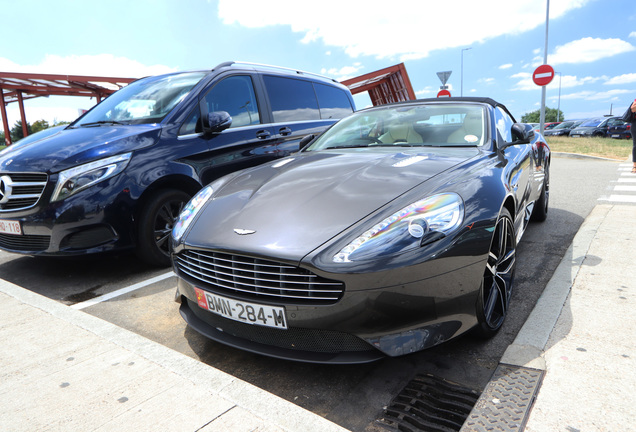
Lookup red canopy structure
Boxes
[341,63,416,106]
[0,72,135,145]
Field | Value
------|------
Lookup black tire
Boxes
[474,208,516,338]
[531,165,549,222]
[136,189,191,267]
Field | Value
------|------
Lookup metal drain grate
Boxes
[376,374,480,432]
[460,364,544,432]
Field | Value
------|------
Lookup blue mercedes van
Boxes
[0,62,355,266]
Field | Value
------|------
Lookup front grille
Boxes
[0,233,50,251]
[176,250,344,305]
[0,172,48,211]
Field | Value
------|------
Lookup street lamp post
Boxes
[461,47,472,97]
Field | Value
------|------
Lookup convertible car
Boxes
[171,97,550,363]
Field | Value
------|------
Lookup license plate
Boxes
[0,219,21,235]
[612,134,619,138]
[571,134,580,137]
[194,288,287,329]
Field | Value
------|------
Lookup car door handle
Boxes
[279,127,292,136]
[256,130,271,140]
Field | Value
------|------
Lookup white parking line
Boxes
[71,271,175,310]
[606,195,636,203]
[614,185,636,192]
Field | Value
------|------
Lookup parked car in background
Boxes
[544,120,583,137]
[545,122,561,130]
[569,116,624,137]
[0,62,355,266]
[172,97,550,363]
[608,121,632,139]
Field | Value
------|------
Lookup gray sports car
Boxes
[171,97,550,363]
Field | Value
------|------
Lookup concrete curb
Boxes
[500,204,611,369]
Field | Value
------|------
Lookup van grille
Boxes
[0,173,48,211]
[175,250,344,305]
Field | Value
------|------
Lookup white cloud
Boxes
[0,54,175,78]
[320,63,364,81]
[630,31,636,38]
[604,73,636,85]
[548,37,635,65]
[217,0,590,60]
[558,89,632,101]
[499,64,513,70]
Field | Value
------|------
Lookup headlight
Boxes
[333,192,464,263]
[171,185,214,243]
[51,153,132,202]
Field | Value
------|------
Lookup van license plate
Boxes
[194,288,287,329]
[0,219,21,235]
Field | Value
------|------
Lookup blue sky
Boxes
[2,0,635,126]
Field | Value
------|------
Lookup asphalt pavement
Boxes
[1,172,635,431]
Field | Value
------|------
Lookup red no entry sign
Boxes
[437,89,451,97]
[533,64,555,86]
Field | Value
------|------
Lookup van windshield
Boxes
[74,72,207,127]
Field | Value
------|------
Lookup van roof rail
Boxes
[213,61,339,83]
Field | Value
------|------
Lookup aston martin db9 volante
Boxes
[171,97,550,363]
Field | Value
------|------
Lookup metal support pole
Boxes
[461,47,472,97]
[540,0,550,135]
[17,91,29,138]
[0,90,11,145]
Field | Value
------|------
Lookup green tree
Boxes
[10,120,32,142]
[521,107,564,123]
[31,119,50,133]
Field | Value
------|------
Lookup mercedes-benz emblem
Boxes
[0,175,13,204]
[234,228,256,235]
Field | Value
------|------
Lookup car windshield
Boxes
[73,72,207,127]
[580,118,602,127]
[306,104,487,151]
[554,121,574,129]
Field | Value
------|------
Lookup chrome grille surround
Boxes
[176,249,344,305]
[0,172,48,212]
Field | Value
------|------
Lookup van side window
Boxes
[314,83,354,119]
[205,75,260,128]
[179,75,260,136]
[263,75,320,122]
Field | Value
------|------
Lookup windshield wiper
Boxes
[324,144,371,149]
[79,120,128,127]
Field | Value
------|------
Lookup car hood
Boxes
[0,125,161,173]
[184,147,479,261]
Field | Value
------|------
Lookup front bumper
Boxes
[0,177,135,256]
[174,248,485,363]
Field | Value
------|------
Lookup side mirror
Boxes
[299,134,316,148]
[505,123,535,147]
[203,111,232,134]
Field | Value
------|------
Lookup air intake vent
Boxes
[175,250,344,305]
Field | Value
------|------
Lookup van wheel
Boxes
[136,189,191,267]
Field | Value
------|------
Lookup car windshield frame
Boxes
[72,72,207,127]
[305,103,488,152]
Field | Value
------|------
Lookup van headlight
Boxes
[51,153,132,202]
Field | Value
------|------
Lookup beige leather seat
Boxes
[447,112,483,144]
[379,123,423,144]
